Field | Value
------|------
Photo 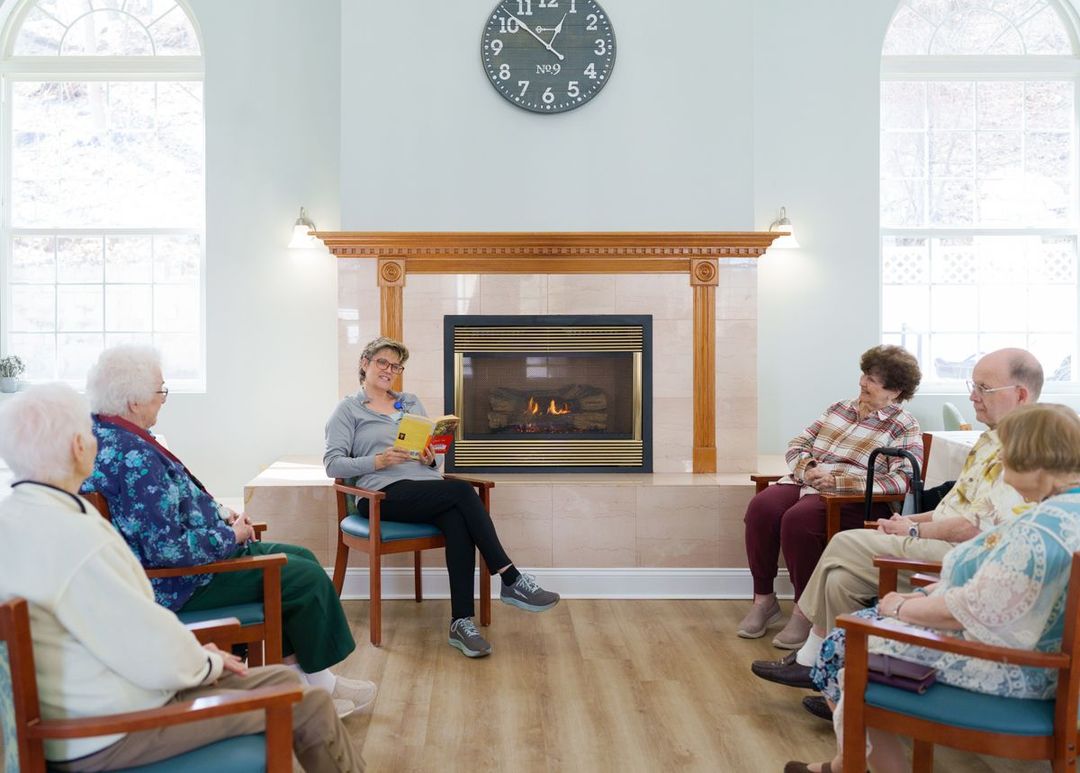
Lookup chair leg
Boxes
[370,550,382,647]
[332,534,349,597]
[414,551,423,602]
[913,740,933,773]
[479,555,491,626]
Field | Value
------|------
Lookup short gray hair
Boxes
[358,336,409,384]
[0,383,92,481]
[86,345,162,415]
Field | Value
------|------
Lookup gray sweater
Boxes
[323,390,443,490]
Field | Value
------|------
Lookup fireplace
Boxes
[443,315,652,473]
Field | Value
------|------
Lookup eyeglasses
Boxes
[371,357,405,375]
[965,380,1018,397]
[155,387,169,399]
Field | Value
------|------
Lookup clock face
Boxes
[481,0,616,114]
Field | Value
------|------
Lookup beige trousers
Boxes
[797,529,953,631]
[51,666,365,773]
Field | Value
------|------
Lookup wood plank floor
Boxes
[336,599,1042,773]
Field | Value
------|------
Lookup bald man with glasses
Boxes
[751,348,1044,697]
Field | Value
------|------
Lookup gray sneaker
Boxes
[448,618,492,658]
[501,572,560,612]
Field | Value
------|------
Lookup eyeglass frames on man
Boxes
[371,357,405,374]
[155,387,169,399]
[965,380,1017,397]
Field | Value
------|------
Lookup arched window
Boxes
[880,0,1080,386]
[1,0,204,387]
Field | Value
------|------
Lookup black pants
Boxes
[362,478,512,620]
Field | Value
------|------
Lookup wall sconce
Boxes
[287,206,319,249]
[768,206,800,249]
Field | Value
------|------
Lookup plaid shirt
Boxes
[781,399,922,497]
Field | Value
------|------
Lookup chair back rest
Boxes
[82,491,111,521]
[942,402,971,431]
[335,478,362,519]
[1056,552,1080,733]
[0,597,41,773]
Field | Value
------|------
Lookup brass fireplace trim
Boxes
[453,326,644,352]
[453,440,645,467]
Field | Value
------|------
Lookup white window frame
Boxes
[881,3,1080,395]
[0,0,206,391]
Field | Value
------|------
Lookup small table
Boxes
[924,430,983,489]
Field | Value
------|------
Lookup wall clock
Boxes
[481,0,616,114]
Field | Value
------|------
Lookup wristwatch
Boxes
[908,522,920,538]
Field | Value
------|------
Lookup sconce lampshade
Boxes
[287,206,319,249]
[768,206,800,249]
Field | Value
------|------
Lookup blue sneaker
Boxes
[449,618,492,658]
[500,572,560,612]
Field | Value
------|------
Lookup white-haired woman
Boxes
[0,384,364,772]
[324,336,560,658]
[80,345,375,718]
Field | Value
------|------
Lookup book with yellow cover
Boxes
[393,413,459,456]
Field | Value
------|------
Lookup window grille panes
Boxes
[14,1,200,57]
[883,0,1073,56]
[881,0,1079,387]
[2,0,204,388]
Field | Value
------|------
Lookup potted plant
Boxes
[0,355,26,393]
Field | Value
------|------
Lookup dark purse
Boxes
[867,653,937,694]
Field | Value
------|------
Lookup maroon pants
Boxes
[743,483,891,600]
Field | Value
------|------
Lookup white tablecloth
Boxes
[924,430,983,489]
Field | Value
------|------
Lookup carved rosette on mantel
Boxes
[317,232,780,473]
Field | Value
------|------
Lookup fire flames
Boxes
[525,396,572,416]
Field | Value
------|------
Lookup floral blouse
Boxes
[870,489,1080,699]
[81,416,237,610]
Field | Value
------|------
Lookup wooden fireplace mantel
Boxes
[316,231,780,473]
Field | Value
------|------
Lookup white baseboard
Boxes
[334,566,794,600]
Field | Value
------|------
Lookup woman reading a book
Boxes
[323,336,560,658]
[786,403,1080,773]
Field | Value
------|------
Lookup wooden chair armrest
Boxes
[837,613,1069,669]
[252,522,268,540]
[145,553,288,579]
[820,491,906,505]
[333,481,386,502]
[443,474,495,490]
[873,555,944,575]
[27,685,302,739]
[185,617,242,645]
[911,573,940,588]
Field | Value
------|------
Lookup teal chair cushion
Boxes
[1,641,18,773]
[865,681,1054,736]
[340,514,444,542]
[178,603,265,626]
[48,734,267,773]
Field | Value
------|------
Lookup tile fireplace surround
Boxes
[244,233,792,598]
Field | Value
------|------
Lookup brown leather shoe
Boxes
[802,694,833,722]
[750,650,815,689]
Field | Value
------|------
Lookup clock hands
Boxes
[501,6,564,60]
[538,13,568,48]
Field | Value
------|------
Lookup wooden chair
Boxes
[0,597,301,773]
[875,554,942,596]
[839,551,1080,773]
[750,433,933,542]
[332,476,493,647]
[82,491,285,665]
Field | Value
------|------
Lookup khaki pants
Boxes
[51,666,364,773]
[798,529,953,631]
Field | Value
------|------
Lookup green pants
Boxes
[182,542,356,672]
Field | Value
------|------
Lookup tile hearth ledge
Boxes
[243,455,789,572]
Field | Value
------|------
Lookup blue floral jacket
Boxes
[81,416,237,610]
